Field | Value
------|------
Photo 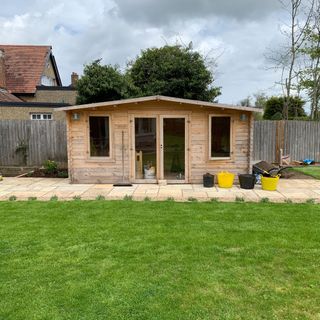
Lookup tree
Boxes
[239,96,252,107]
[267,0,314,119]
[238,92,268,109]
[127,45,221,102]
[253,92,268,110]
[263,96,306,119]
[299,0,320,119]
[253,92,268,120]
[76,60,138,104]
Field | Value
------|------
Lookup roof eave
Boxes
[56,95,263,113]
[50,52,62,86]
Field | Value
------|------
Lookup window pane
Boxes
[89,116,110,157]
[135,118,157,179]
[36,115,41,119]
[47,114,52,120]
[31,114,37,120]
[163,118,185,180]
[211,117,230,158]
[43,114,48,119]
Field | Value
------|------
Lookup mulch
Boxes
[23,168,68,178]
[281,168,314,179]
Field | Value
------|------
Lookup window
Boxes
[89,116,110,157]
[30,113,52,120]
[40,75,55,86]
[210,116,231,158]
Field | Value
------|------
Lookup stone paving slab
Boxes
[0,178,319,203]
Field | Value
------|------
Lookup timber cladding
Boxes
[66,100,252,184]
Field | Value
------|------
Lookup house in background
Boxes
[0,45,77,120]
[59,95,262,184]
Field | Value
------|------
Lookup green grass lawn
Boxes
[1,201,320,320]
[291,166,320,179]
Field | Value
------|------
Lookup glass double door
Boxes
[133,116,187,182]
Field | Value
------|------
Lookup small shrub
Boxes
[123,195,133,201]
[166,197,175,202]
[9,195,17,201]
[188,197,198,202]
[285,198,293,204]
[57,171,68,178]
[28,197,37,201]
[43,160,58,174]
[260,197,270,203]
[210,197,219,202]
[50,195,58,201]
[95,195,105,201]
[73,195,81,201]
[144,196,151,201]
[306,198,315,204]
[235,196,245,202]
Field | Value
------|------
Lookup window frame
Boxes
[87,113,112,161]
[208,114,233,160]
[30,113,52,120]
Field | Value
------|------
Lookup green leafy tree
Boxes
[76,60,138,104]
[263,96,306,120]
[128,45,221,101]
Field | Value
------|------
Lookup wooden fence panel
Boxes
[253,120,320,162]
[0,120,67,166]
[253,121,277,162]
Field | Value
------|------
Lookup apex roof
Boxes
[57,95,262,113]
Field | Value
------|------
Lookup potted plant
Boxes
[144,162,156,179]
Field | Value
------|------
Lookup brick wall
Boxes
[0,106,65,120]
[20,88,77,105]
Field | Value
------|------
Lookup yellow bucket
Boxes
[217,171,235,188]
[261,175,280,191]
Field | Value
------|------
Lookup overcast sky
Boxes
[0,0,289,104]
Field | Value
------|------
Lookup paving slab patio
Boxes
[0,177,319,203]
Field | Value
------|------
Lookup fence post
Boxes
[275,120,285,164]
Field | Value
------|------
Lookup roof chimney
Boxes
[0,49,6,89]
[71,72,79,87]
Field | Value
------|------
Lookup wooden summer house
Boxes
[58,95,261,184]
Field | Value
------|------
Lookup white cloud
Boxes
[0,0,285,103]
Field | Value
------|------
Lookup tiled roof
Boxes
[0,89,23,102]
[0,45,52,94]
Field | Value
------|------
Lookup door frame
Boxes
[130,115,158,184]
[160,115,189,184]
[130,114,189,184]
